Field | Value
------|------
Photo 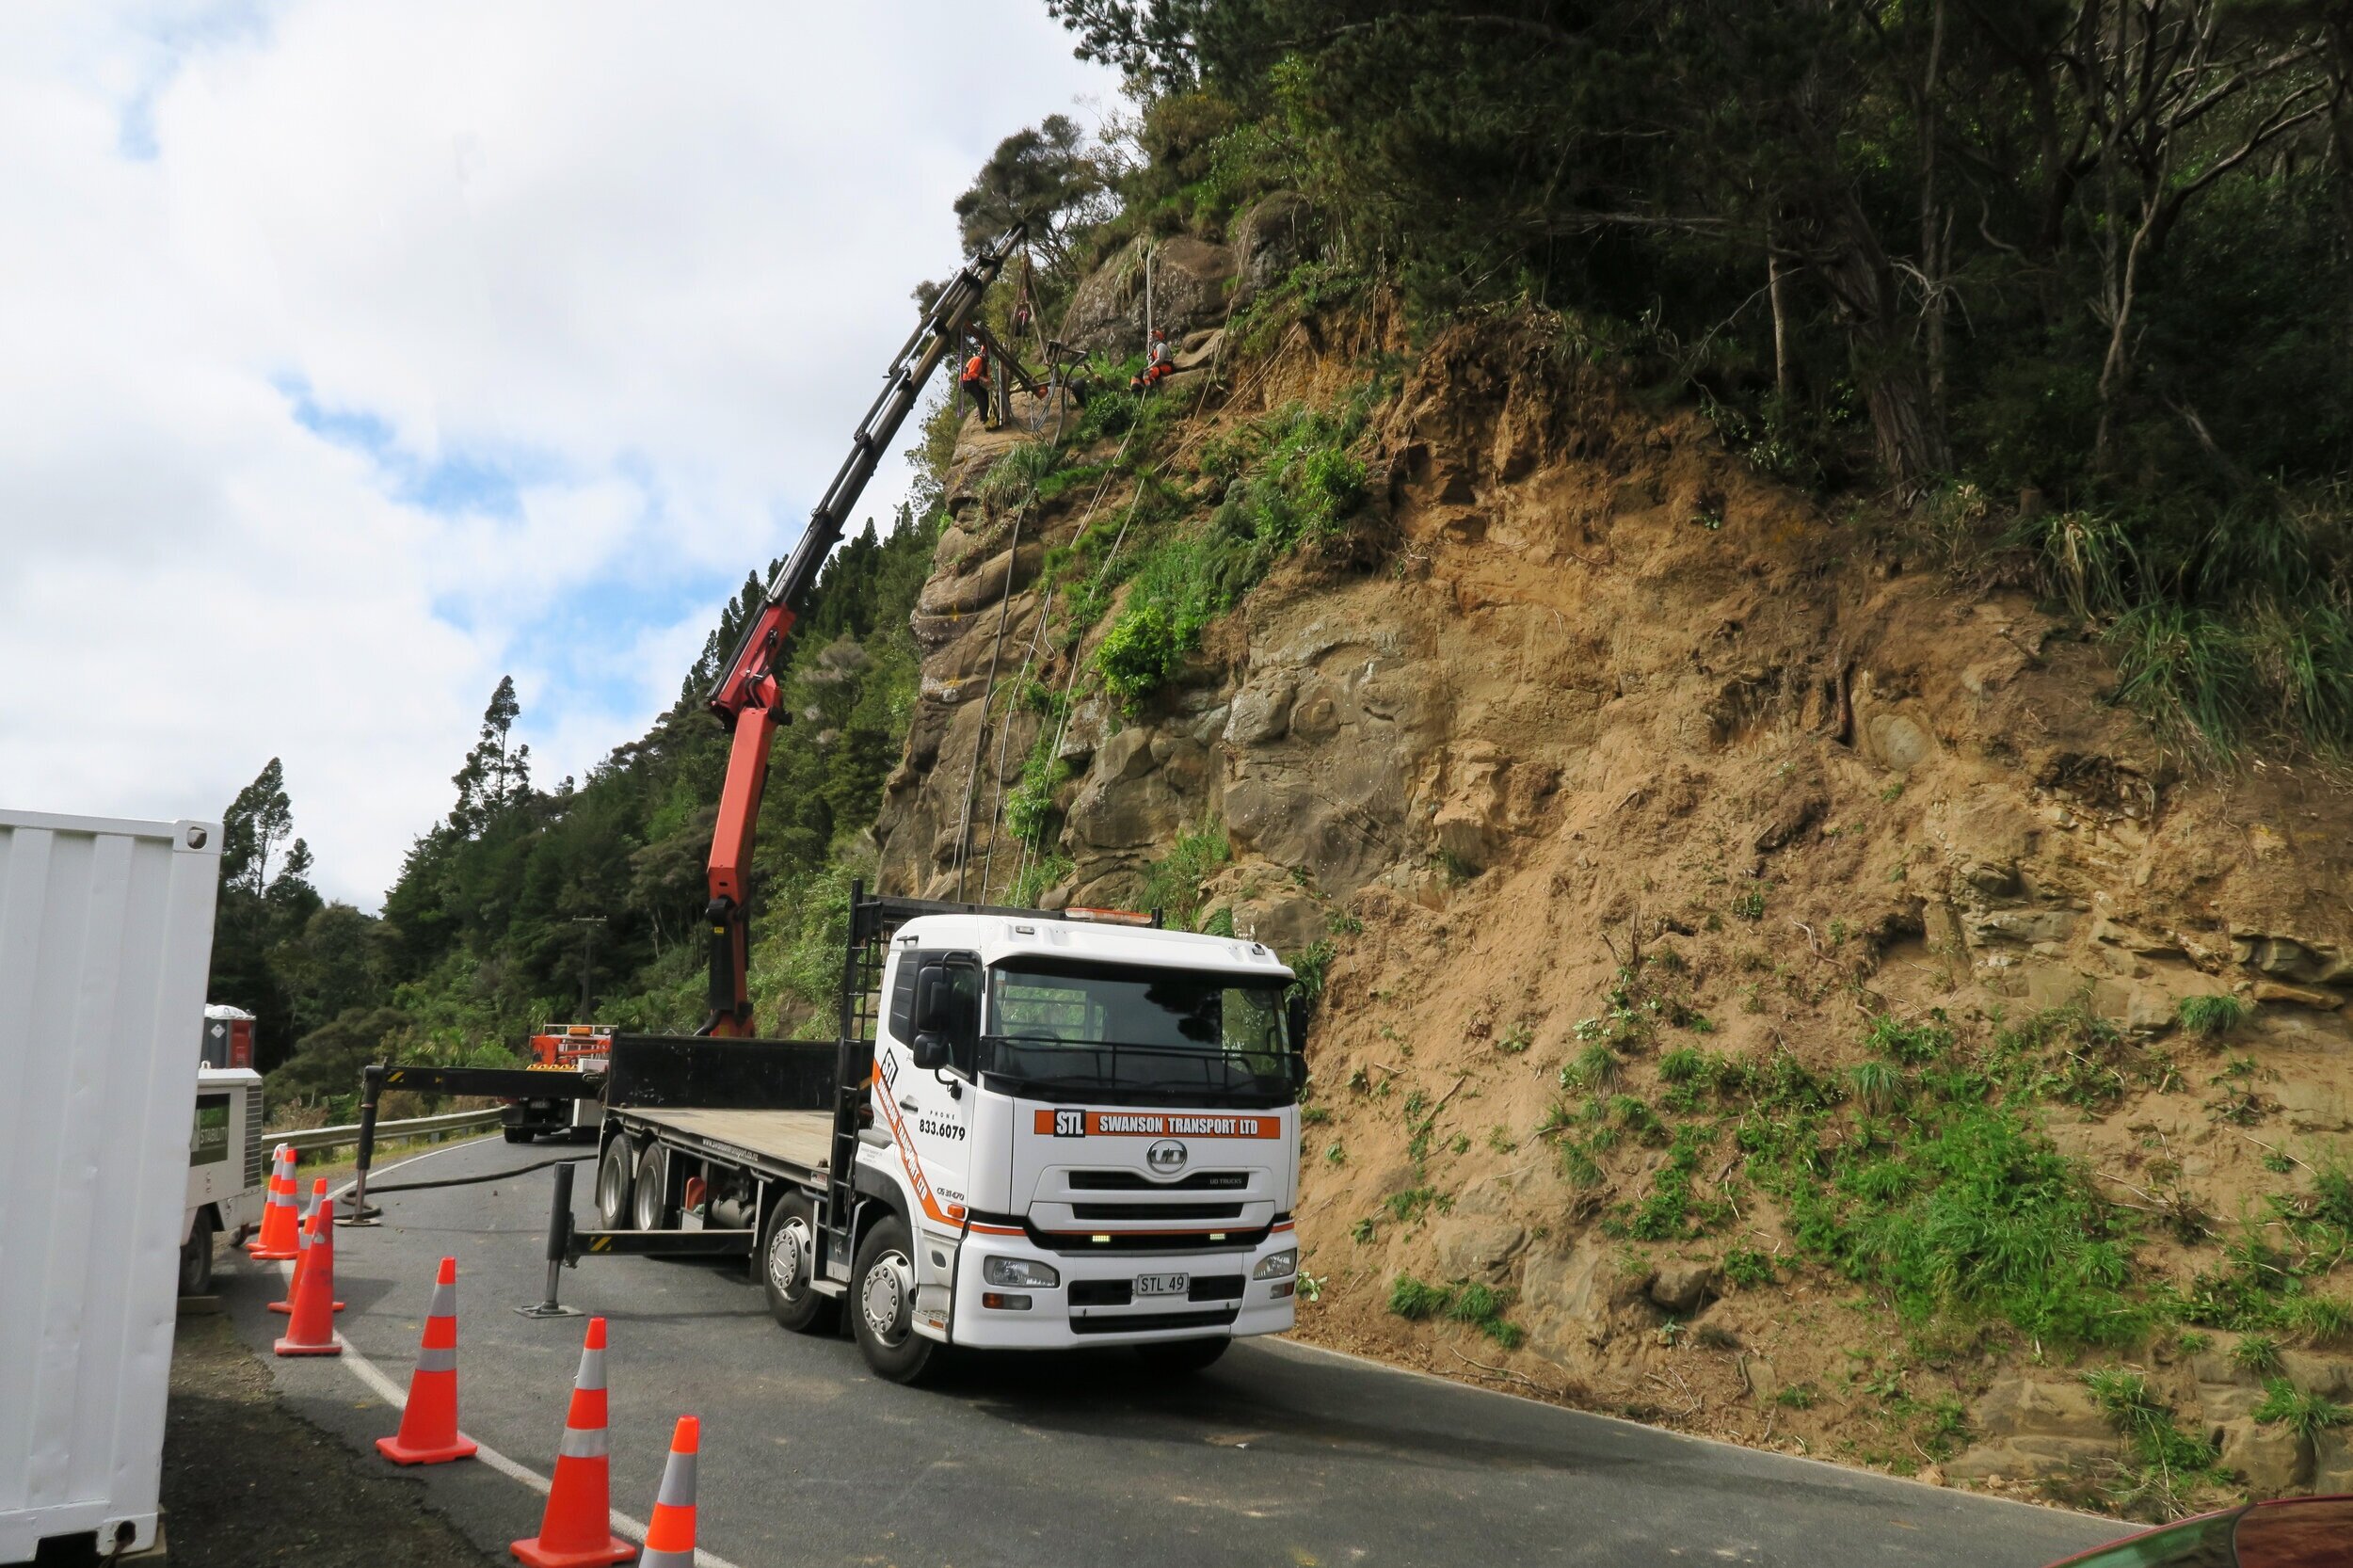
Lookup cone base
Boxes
[273,1334,344,1356]
[267,1299,344,1314]
[510,1533,636,1568]
[376,1433,479,1465]
[247,1245,297,1261]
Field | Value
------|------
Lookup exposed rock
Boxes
[1230,891,1325,953]
[2252,979,2346,1011]
[1944,1436,2116,1483]
[916,544,1039,617]
[2217,1417,2309,1497]
[1060,235,1237,357]
[2196,1382,2265,1422]
[1228,192,1316,311]
[1865,712,1936,774]
[1518,1245,1646,1366]
[1648,1260,1715,1315]
[2316,1427,2353,1494]
[1433,1217,1527,1282]
[1225,673,1297,746]
[2275,1080,2353,1133]
[1970,1378,2116,1441]
[2281,1350,2353,1400]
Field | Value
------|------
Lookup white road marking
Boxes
[296,1140,747,1568]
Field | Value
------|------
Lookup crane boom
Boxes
[697,223,1026,1035]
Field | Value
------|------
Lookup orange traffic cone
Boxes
[269,1179,345,1315]
[273,1193,343,1356]
[511,1317,633,1568]
[376,1256,478,1464]
[636,1416,697,1568]
[248,1144,299,1259]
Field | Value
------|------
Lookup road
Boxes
[221,1135,2125,1568]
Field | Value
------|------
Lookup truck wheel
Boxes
[1135,1337,1229,1375]
[760,1193,839,1336]
[503,1126,533,1145]
[177,1211,215,1296]
[596,1138,635,1230]
[851,1216,938,1384]
[632,1143,672,1232]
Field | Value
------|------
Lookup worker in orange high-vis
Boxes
[960,344,996,427]
[1128,328,1173,392]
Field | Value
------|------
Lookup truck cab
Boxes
[852,910,1302,1376]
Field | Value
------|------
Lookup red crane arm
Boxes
[697,225,1024,1035]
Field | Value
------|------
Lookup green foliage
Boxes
[2233,1333,2283,1376]
[1003,752,1072,849]
[2081,1369,2227,1520]
[1137,820,1233,930]
[1083,395,1374,713]
[1385,1273,1522,1349]
[1287,938,1337,1007]
[2176,994,2246,1041]
[1721,1247,1777,1290]
[2254,1379,2353,1439]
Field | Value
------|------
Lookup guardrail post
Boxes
[341,1064,387,1226]
[515,1160,583,1319]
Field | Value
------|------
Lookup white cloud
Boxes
[0,1,1116,907]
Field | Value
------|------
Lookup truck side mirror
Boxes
[1286,994,1310,1054]
[910,1033,949,1071]
[913,965,954,1035]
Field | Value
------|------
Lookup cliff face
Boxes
[872,228,2353,1509]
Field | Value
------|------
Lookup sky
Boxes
[0,1,1117,908]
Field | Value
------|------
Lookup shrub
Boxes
[1721,1246,1777,1289]
[1387,1273,1449,1320]
[2232,1333,2283,1375]
[2253,1379,2353,1439]
[2177,994,2246,1040]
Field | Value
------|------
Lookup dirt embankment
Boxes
[875,246,2353,1515]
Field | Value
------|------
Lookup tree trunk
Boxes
[1821,199,1949,496]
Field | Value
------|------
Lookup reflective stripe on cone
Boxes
[635,1416,698,1568]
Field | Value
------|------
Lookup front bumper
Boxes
[948,1229,1298,1349]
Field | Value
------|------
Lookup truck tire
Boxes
[1135,1337,1229,1376]
[851,1215,939,1384]
[632,1143,673,1232]
[596,1138,635,1230]
[177,1210,215,1296]
[760,1192,839,1336]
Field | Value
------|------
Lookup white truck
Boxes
[180,1064,266,1295]
[563,888,1306,1383]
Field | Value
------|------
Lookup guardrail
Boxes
[277,1107,504,1157]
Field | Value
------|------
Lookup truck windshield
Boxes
[982,959,1296,1107]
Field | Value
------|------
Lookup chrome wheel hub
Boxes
[768,1217,810,1297]
[860,1249,913,1345]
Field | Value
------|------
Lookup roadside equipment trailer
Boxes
[1,808,222,1565]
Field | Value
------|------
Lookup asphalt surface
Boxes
[219,1134,2129,1568]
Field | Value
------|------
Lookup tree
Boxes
[449,675,533,839]
[952,114,1117,277]
[222,758,294,895]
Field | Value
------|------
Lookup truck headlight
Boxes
[1253,1248,1298,1280]
[983,1256,1060,1288]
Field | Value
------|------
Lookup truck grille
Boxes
[1066,1170,1247,1192]
[244,1084,264,1185]
[1069,1307,1238,1336]
[1069,1202,1244,1222]
[1029,1224,1271,1256]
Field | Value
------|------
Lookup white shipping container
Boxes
[0,809,222,1563]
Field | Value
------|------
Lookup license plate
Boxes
[1135,1272,1189,1297]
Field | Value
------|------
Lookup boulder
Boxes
[1433,1218,1527,1283]
[1229,192,1316,311]
[2274,1079,2353,1134]
[2217,1417,2309,1497]
[2280,1350,2353,1400]
[1970,1379,2115,1441]
[1648,1260,1716,1315]
[2195,1382,2265,1423]
[1225,673,1297,746]
[2252,979,2346,1010]
[1061,235,1237,358]
[915,544,1039,617]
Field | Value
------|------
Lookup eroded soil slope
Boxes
[877,297,2353,1513]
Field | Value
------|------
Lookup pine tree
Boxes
[222,758,294,895]
[450,676,532,838]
